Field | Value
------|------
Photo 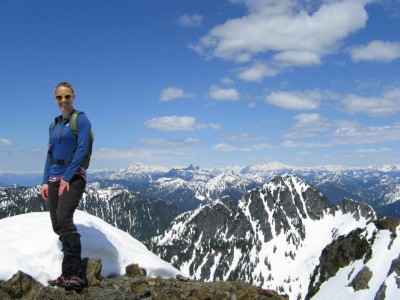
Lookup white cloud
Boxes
[221,77,234,84]
[341,88,400,117]
[332,125,400,144]
[179,13,203,28]
[297,150,311,155]
[248,102,257,108]
[238,63,278,82]
[282,140,333,148]
[184,137,201,143]
[213,143,237,152]
[95,147,156,160]
[191,0,372,66]
[273,50,321,66]
[160,87,191,102]
[144,115,220,131]
[266,90,322,110]
[139,138,200,148]
[354,147,392,153]
[226,133,266,142]
[209,85,240,101]
[94,146,191,161]
[209,123,222,130]
[213,142,273,152]
[284,113,331,138]
[0,139,13,146]
[347,40,400,62]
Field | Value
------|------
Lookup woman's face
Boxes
[55,85,75,114]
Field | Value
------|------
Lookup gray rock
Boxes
[0,261,288,300]
[349,266,373,291]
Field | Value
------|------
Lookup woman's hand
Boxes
[59,179,70,196]
[41,184,49,201]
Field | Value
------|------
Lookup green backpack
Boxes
[51,110,94,170]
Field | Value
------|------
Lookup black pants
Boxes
[48,175,86,277]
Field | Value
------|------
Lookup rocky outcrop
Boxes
[306,228,370,299]
[349,266,373,291]
[0,259,288,300]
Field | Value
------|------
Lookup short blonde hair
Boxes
[54,81,75,95]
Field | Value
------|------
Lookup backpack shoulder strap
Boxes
[50,115,62,134]
[70,110,82,136]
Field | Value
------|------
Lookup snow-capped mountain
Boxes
[146,175,377,299]
[81,182,182,241]
[0,185,46,218]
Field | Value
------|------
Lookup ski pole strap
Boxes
[50,158,72,165]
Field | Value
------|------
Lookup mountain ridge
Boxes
[146,174,377,299]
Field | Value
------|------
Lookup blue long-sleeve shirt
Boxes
[42,110,91,184]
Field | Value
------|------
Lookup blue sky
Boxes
[1,0,399,173]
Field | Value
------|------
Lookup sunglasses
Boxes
[54,94,74,101]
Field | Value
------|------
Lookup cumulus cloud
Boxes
[341,88,400,117]
[209,85,240,101]
[238,63,278,82]
[160,87,192,102]
[179,13,203,28]
[266,90,322,110]
[0,139,13,146]
[190,0,372,66]
[284,113,331,138]
[332,125,400,144]
[347,40,400,62]
[273,50,321,66]
[144,115,220,131]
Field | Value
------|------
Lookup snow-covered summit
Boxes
[0,210,182,286]
[125,162,169,174]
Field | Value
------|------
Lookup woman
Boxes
[41,81,91,291]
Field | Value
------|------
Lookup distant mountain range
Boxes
[93,162,400,218]
[1,161,399,217]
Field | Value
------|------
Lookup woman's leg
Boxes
[48,182,61,235]
[56,176,86,280]
[56,176,86,236]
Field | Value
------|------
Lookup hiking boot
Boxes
[48,275,67,287]
[63,275,86,292]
